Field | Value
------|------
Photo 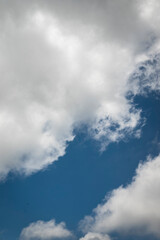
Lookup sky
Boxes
[0,0,160,240]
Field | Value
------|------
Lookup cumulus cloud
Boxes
[80,155,160,238]
[20,219,72,240]
[79,232,111,240]
[0,0,160,179]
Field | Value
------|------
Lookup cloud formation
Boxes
[79,232,111,240]
[131,53,160,94]
[0,0,160,179]
[20,219,72,240]
[80,155,160,238]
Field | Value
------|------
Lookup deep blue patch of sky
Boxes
[0,91,160,240]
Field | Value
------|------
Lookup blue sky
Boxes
[0,1,160,240]
[0,93,160,240]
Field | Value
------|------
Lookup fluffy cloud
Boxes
[80,155,160,238]
[0,0,160,179]
[20,219,72,240]
[79,232,111,240]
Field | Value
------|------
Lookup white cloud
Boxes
[130,53,160,94]
[0,0,160,179]
[20,219,72,240]
[80,155,160,238]
[79,232,111,240]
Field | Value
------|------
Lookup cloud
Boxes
[0,0,160,179]
[20,219,72,240]
[130,53,160,94]
[79,232,111,240]
[80,155,160,238]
